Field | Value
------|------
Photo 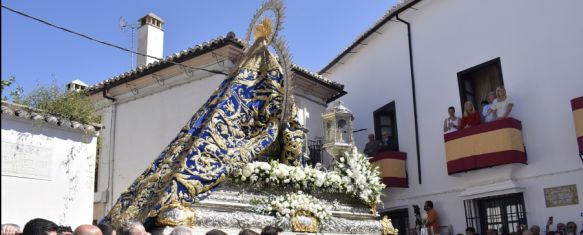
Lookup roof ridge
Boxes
[1,101,102,133]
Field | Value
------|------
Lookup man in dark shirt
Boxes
[363,134,382,157]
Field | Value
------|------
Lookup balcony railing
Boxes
[369,151,408,188]
[444,118,527,175]
[571,96,583,154]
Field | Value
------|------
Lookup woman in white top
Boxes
[443,106,460,133]
[490,86,514,120]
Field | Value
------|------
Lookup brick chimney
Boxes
[137,13,164,67]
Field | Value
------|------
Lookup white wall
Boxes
[1,118,97,228]
[326,0,583,232]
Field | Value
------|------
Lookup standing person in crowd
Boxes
[465,227,477,235]
[22,218,59,235]
[96,224,115,235]
[117,222,149,235]
[486,229,498,235]
[2,224,20,235]
[566,222,577,235]
[424,201,440,235]
[481,91,496,123]
[461,101,480,129]
[557,223,567,235]
[531,225,541,235]
[260,226,283,235]
[73,225,102,235]
[363,134,382,157]
[443,106,460,133]
[490,86,514,120]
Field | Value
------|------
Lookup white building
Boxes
[88,14,345,222]
[1,102,100,228]
[321,0,583,234]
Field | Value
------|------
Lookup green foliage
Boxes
[8,79,100,124]
[1,76,16,92]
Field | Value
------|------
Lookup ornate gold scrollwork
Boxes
[156,203,196,227]
[291,210,320,233]
[380,216,399,235]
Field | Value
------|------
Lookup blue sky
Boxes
[2,1,396,96]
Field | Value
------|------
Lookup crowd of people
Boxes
[407,201,581,235]
[463,219,581,235]
[0,219,282,235]
[444,86,514,134]
[363,86,514,157]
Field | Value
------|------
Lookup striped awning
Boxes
[370,151,408,188]
[571,96,583,154]
[444,118,527,175]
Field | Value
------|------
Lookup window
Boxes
[374,101,399,151]
[464,193,527,235]
[308,139,324,167]
[457,58,504,111]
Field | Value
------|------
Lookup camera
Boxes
[413,205,421,215]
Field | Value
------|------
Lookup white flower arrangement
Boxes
[233,147,385,205]
[251,191,332,224]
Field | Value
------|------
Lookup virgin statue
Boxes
[100,16,304,228]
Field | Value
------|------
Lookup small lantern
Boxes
[322,101,354,157]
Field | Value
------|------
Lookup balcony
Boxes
[369,151,408,188]
[443,118,527,175]
[572,96,583,154]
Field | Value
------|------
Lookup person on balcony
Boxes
[490,86,514,120]
[481,91,496,123]
[461,101,480,129]
[443,106,460,133]
[364,134,382,157]
[382,131,398,151]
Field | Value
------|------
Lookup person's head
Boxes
[22,218,59,235]
[56,226,73,235]
[423,200,433,211]
[523,230,534,235]
[368,134,375,141]
[495,86,506,98]
[117,222,147,235]
[530,225,541,235]
[74,225,102,235]
[566,222,577,234]
[448,106,455,117]
[487,91,496,103]
[205,230,227,235]
[464,101,475,115]
[239,229,259,235]
[486,229,498,235]
[96,224,115,235]
[169,227,191,235]
[466,227,476,235]
[2,224,21,235]
[260,226,282,235]
[558,224,566,232]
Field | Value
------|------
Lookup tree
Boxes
[6,79,100,124]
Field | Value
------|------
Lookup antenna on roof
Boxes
[119,17,139,68]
